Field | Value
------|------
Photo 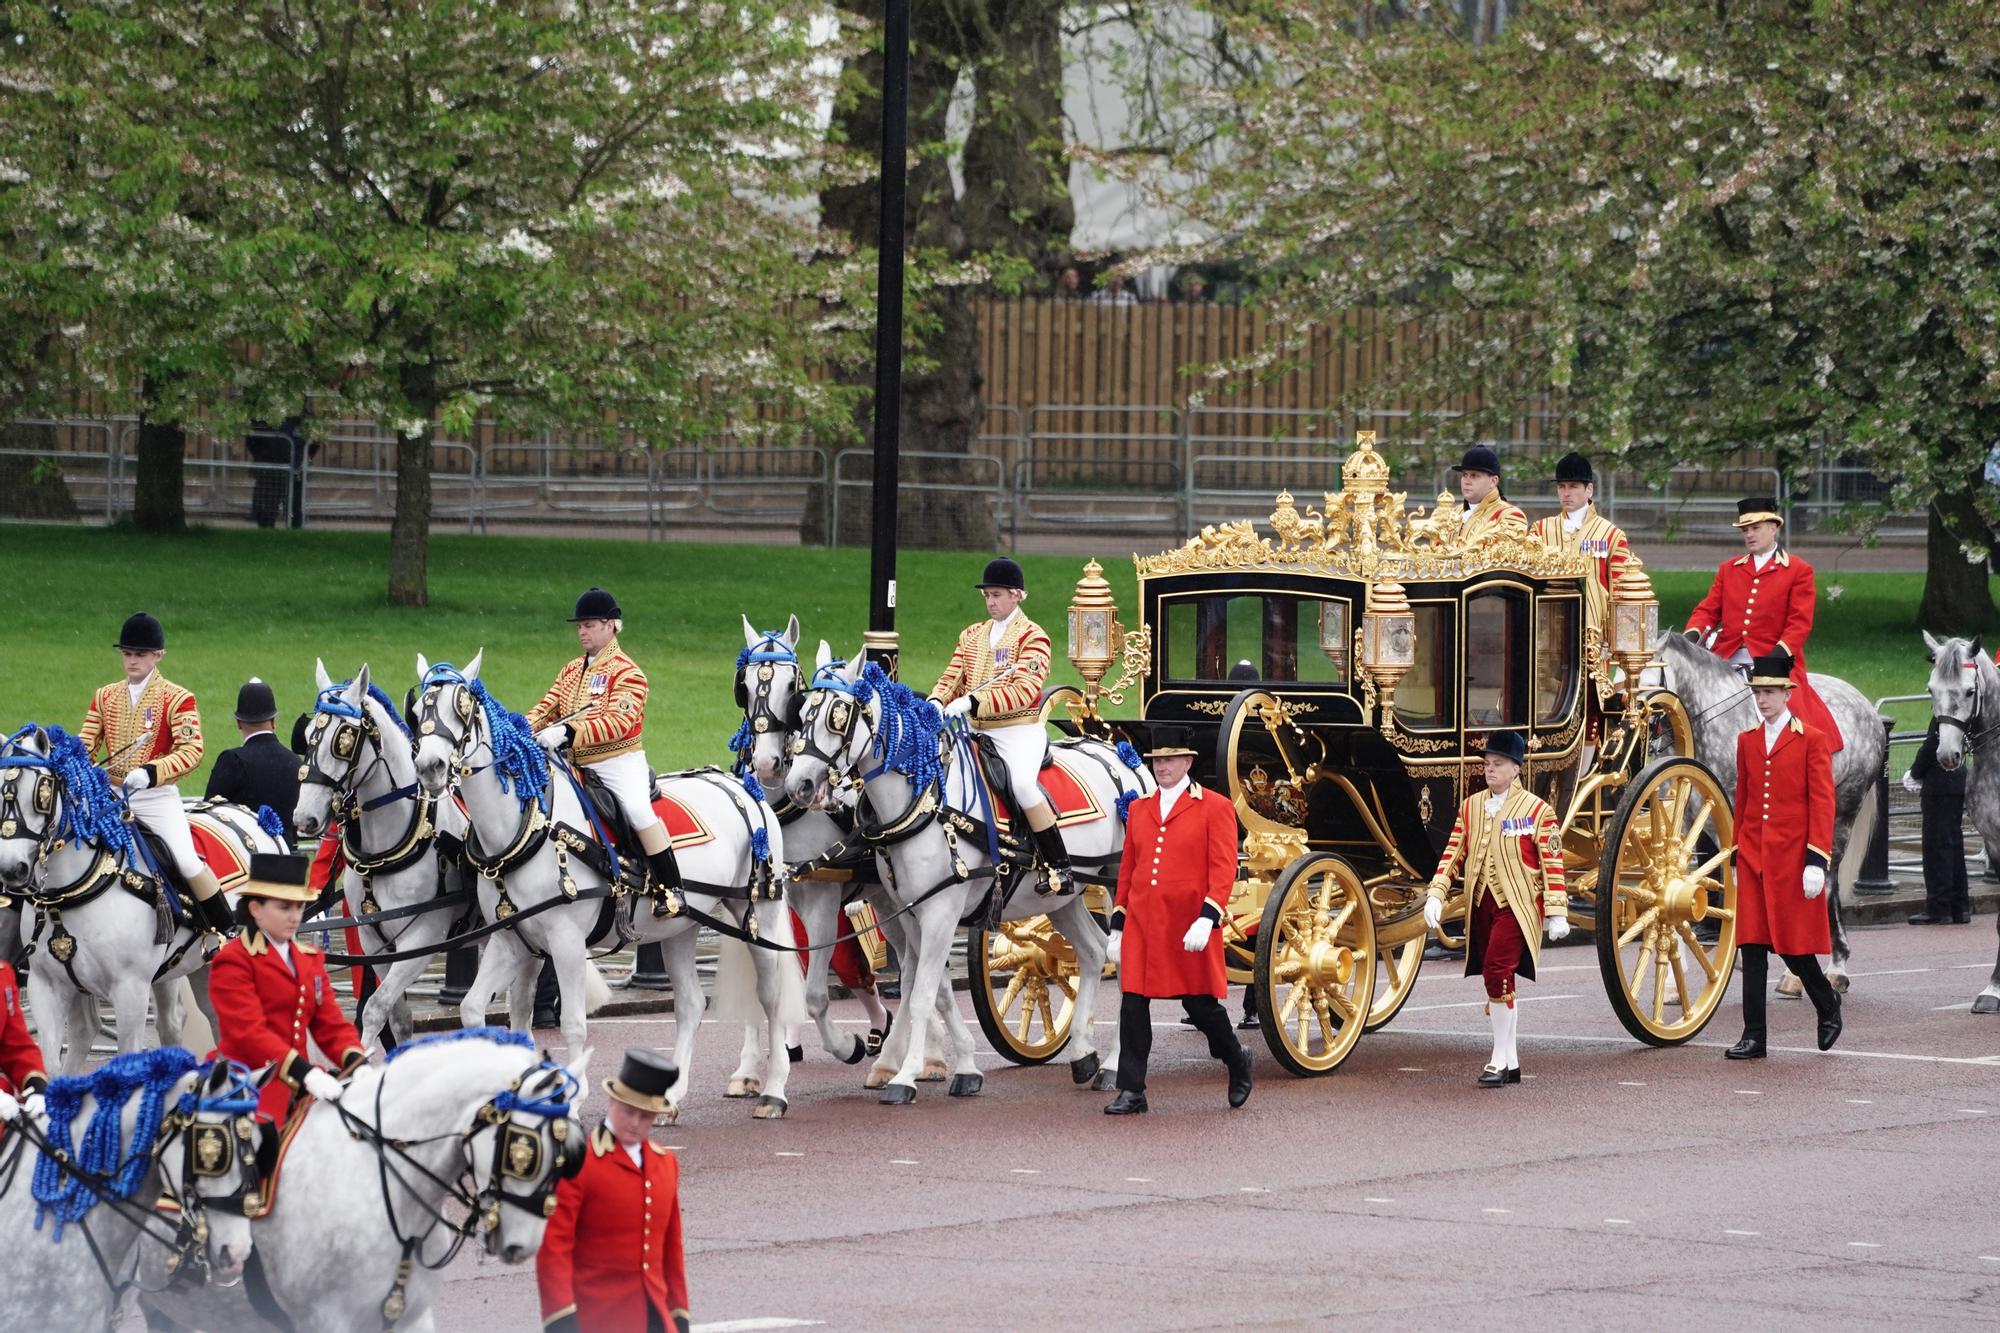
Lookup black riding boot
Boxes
[196,892,236,935]
[533,959,560,1029]
[647,847,682,917]
[1030,824,1073,896]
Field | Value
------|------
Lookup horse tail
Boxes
[582,960,612,1016]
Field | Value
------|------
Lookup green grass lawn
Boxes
[0,524,1979,788]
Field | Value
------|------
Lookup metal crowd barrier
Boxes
[1854,693,1989,893]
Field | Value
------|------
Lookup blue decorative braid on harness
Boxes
[0,724,135,859]
[315,681,411,737]
[255,805,288,839]
[816,662,950,791]
[730,632,800,768]
[385,1025,535,1062]
[32,1047,199,1240]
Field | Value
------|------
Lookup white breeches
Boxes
[127,785,205,877]
[983,723,1051,809]
[585,751,659,831]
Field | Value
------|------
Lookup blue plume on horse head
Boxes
[852,662,949,792]
[467,679,552,805]
[0,724,133,858]
[34,1046,200,1239]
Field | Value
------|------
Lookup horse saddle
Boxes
[573,766,717,885]
[129,824,188,943]
[964,737,1107,835]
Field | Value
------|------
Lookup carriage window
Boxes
[1465,587,1528,728]
[1536,598,1580,725]
[1164,595,1263,681]
[1298,600,1348,685]
[1395,604,1453,728]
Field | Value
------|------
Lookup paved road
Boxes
[423,919,1999,1332]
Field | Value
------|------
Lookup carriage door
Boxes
[1463,583,1530,739]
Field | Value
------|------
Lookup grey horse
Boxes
[1921,632,2000,1014]
[1653,632,1888,986]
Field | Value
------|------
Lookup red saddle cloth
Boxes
[982,752,1106,832]
[649,791,717,851]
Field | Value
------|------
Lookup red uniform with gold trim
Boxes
[209,928,365,1123]
[526,640,648,766]
[1733,715,1835,956]
[78,674,203,786]
[1686,551,1844,750]
[0,962,47,1101]
[1111,783,1237,999]
[1426,785,1567,1000]
[1533,507,1631,744]
[537,1124,689,1333]
[928,615,1052,726]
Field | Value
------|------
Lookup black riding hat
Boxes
[234,678,278,723]
[1481,730,1527,765]
[240,852,315,903]
[569,587,621,622]
[1450,445,1501,477]
[605,1049,678,1114]
[1554,451,1593,484]
[115,612,165,652]
[975,558,1026,592]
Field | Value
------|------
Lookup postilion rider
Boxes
[1531,450,1631,766]
[927,558,1073,893]
[1423,731,1570,1086]
[528,588,682,904]
[208,852,367,1123]
[1102,727,1254,1116]
[538,1049,690,1333]
[79,612,235,934]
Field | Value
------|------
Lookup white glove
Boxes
[944,696,974,719]
[1423,896,1443,930]
[124,767,152,792]
[1182,917,1213,952]
[1902,773,1922,794]
[928,698,945,719]
[1546,916,1571,943]
[21,1091,42,1121]
[0,1089,17,1122]
[302,1067,344,1103]
[535,724,569,753]
[1105,930,1121,965]
[1802,866,1826,900]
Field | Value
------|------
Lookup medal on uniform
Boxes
[994,646,1012,668]
[589,673,607,695]
[314,976,324,1003]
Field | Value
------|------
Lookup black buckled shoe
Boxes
[1476,1063,1512,1087]
[1816,994,1843,1051]
[1103,1090,1148,1116]
[1227,1048,1254,1108]
[1724,1036,1767,1060]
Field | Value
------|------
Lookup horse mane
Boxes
[1931,635,1999,699]
[33,1047,201,1239]
[465,678,551,804]
[851,662,948,793]
[1,724,133,857]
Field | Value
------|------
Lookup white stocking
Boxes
[1487,1002,1508,1069]
[859,989,888,1029]
[1502,1002,1520,1070]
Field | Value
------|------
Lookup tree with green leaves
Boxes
[8,1,871,602]
[1147,0,2000,627]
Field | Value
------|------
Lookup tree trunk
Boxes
[960,0,1075,277]
[389,359,436,607]
[1918,485,2000,632]
[0,421,79,520]
[132,375,186,532]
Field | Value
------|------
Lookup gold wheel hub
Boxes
[1661,867,1707,925]
[1304,938,1354,987]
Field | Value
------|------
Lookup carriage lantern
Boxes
[1359,577,1416,733]
[1608,552,1661,703]
[1066,559,1121,710]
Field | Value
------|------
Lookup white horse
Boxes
[783,646,1141,1102]
[140,1031,587,1333]
[1921,632,2000,1014]
[294,662,473,1047]
[413,652,804,1119]
[0,1052,259,1333]
[734,617,959,1084]
[1652,632,1887,985]
[0,727,284,1070]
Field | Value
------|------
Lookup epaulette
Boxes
[590,1123,617,1157]
[294,938,320,955]
[243,930,268,957]
[1791,717,1805,734]
[1731,554,1749,567]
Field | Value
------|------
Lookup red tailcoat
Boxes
[1733,717,1835,955]
[0,963,46,1099]
[538,1124,688,1332]
[1687,551,1844,750]
[209,929,365,1122]
[1112,784,1237,999]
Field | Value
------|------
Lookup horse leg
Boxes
[25,966,73,1073]
[459,931,513,1032]
[1974,914,2000,1015]
[361,950,438,1047]
[865,923,918,1089]
[1049,898,1115,1090]
[107,973,152,1054]
[880,896,961,1103]
[748,903,794,1119]
[659,926,704,1116]
[547,926,591,1054]
[793,886,861,1063]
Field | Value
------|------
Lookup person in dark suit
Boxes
[1905,717,1971,924]
[205,678,301,838]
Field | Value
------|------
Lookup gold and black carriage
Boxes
[971,433,1738,1074]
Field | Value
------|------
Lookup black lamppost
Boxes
[862,0,910,680]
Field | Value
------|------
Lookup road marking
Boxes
[1482,1207,1511,1215]
[1241,1186,1270,1193]
[1125,1177,1153,1183]
[1846,1099,1873,1105]
[1724,1230,1760,1237]
[1845,967,1932,977]
[1958,1109,1988,1115]
[1950,964,1992,970]
[1364,1197,1395,1203]
[693,1321,826,1332]
[1618,1080,1646,1087]
[1402,994,1582,1013]
[774,1151,804,1158]
[1414,1029,2000,1066]
[889,1159,918,1165]
[1848,1242,1881,1249]
[1735,1090,1763,1096]
[1981,1256,2000,1262]
[1931,1003,1973,1010]
[1604,1218,1633,1226]
[1010,1168,1041,1175]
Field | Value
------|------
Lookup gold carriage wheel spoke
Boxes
[1296,995,1312,1051]
[1616,905,1661,950]
[1279,979,1309,1024]
[1033,988,1055,1038]
[1327,900,1356,936]
[1015,989,1038,1041]
[1650,942,1670,1025]
[1669,949,1694,1014]
[1313,871,1337,916]
[1313,997,1336,1050]
[995,969,1028,1020]
[1675,922,1722,981]
[1690,846,1731,882]
[1631,936,1657,991]
[1701,904,1736,922]
[1049,972,1077,1002]
[1662,777,1689,832]
[1646,793,1665,846]
[1326,985,1357,1025]
[1272,951,1307,985]
[1686,800,1715,847]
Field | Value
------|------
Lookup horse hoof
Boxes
[724,1078,751,1098]
[918,1059,949,1082]
[948,1073,983,1098]
[752,1095,788,1120]
[879,1083,917,1106]
[863,1066,892,1089]
[1775,974,1803,999]
[660,1103,680,1125]
[1069,1052,1100,1086]
[1829,971,1851,994]
[1972,993,2000,1015]
[1090,1069,1117,1093]
[839,1035,867,1066]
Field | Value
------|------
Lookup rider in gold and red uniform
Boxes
[1532,451,1631,751]
[1685,498,1844,750]
[0,961,48,1133]
[1452,446,1528,544]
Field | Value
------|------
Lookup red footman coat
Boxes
[1112,783,1238,999]
[209,929,365,1123]
[538,1125,689,1332]
[1687,551,1845,750]
[1734,716,1836,956]
[0,963,46,1100]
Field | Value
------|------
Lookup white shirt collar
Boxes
[1158,776,1192,814]
[271,936,293,970]
[127,671,157,707]
[624,1140,645,1167]
[1763,710,1793,747]
[988,609,1018,648]
[1753,548,1777,571]
[1562,506,1588,533]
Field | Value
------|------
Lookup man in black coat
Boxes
[1905,718,1971,924]
[205,679,301,838]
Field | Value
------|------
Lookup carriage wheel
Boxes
[968,916,1080,1065]
[1596,756,1738,1046]
[1253,853,1377,1076]
[1366,934,1425,1032]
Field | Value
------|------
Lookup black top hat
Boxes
[240,852,316,903]
[605,1049,678,1114]
[568,587,622,622]
[1748,653,1798,688]
[234,678,278,723]
[1143,725,1199,759]
[1733,497,1784,528]
[1481,730,1527,765]
[975,557,1026,591]
[1450,445,1501,477]
[115,612,165,652]
[1554,451,1593,484]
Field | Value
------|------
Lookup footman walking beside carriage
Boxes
[0,961,47,1128]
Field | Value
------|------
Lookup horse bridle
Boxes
[791,662,874,773]
[157,1062,267,1269]
[0,747,133,906]
[737,635,805,742]
[414,666,493,780]
[1933,657,1994,753]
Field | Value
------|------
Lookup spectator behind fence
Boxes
[1090,275,1138,306]
[1177,270,1210,303]
[245,415,315,529]
[1904,717,1971,924]
[1054,264,1084,300]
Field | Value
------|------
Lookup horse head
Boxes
[296,661,404,837]
[1923,629,1990,772]
[736,614,803,784]
[0,725,56,889]
[156,1060,264,1283]
[464,1048,590,1265]
[412,649,486,796]
[782,642,871,810]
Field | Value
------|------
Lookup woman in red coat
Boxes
[209,853,367,1122]
[0,961,49,1133]
[1727,655,1842,1059]
[538,1049,689,1333]
[1103,728,1252,1115]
